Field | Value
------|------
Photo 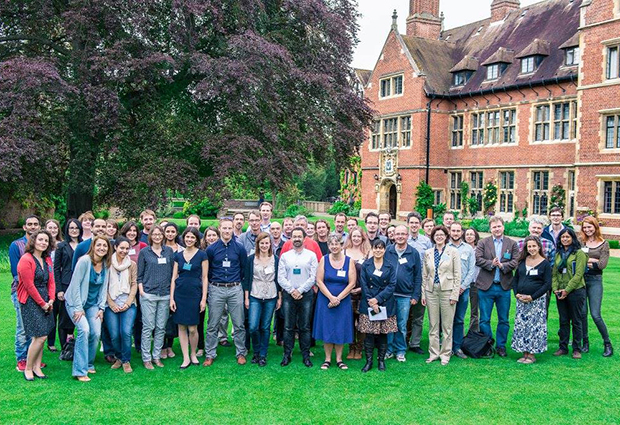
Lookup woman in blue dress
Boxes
[169,227,208,369]
[313,235,356,370]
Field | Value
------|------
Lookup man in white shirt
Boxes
[278,228,318,367]
[259,202,273,232]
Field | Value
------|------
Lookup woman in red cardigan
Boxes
[17,230,56,381]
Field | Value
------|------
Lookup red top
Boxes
[129,241,148,263]
[280,237,323,262]
[17,253,56,307]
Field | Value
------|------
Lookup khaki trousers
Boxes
[426,288,456,362]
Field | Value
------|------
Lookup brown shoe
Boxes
[237,355,247,365]
[122,363,133,373]
[153,359,164,368]
[572,351,582,359]
[143,361,154,370]
[553,349,568,356]
[203,358,214,367]
[346,348,355,360]
[355,349,363,360]
[111,360,122,369]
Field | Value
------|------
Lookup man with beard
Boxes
[278,228,318,367]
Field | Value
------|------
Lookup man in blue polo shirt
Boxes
[204,217,248,366]
[9,215,41,371]
[384,225,422,362]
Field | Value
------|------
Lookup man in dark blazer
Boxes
[475,216,520,357]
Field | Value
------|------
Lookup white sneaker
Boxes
[396,354,406,362]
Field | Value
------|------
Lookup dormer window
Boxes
[453,71,473,86]
[520,55,543,74]
[379,74,404,98]
[565,47,580,66]
[486,63,507,80]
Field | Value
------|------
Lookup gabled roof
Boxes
[481,47,515,66]
[354,68,372,86]
[516,38,551,58]
[450,55,480,73]
[398,0,581,96]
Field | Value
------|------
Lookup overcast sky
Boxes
[353,0,541,70]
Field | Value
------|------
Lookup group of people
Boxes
[9,203,614,381]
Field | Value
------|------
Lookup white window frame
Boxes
[449,172,462,210]
[451,115,464,148]
[534,101,577,143]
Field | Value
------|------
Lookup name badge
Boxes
[249,249,255,256]
[398,257,408,265]
[182,262,192,271]
[264,266,274,274]
[562,268,567,274]
[157,257,167,265]
[293,268,301,275]
[582,247,590,254]
[529,269,538,276]
[223,260,231,268]
[373,269,383,277]
[337,270,346,277]
[129,249,136,255]
[503,252,511,260]
[461,253,469,260]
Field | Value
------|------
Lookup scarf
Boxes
[557,245,575,272]
[108,253,132,301]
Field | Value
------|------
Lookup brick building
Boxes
[359,0,620,238]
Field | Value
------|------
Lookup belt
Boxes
[211,282,241,288]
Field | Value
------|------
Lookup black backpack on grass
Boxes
[461,330,495,359]
[59,339,75,361]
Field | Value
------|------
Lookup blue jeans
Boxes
[248,296,277,358]
[452,288,470,352]
[388,295,412,356]
[478,284,511,349]
[104,305,137,363]
[12,291,32,362]
[68,305,102,377]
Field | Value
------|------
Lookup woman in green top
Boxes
[552,228,587,360]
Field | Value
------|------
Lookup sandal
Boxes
[320,361,331,370]
[336,361,348,370]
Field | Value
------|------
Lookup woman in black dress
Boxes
[17,230,56,380]
[53,219,82,355]
[170,227,209,368]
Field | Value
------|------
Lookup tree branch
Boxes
[0,35,70,56]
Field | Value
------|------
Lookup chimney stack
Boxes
[406,0,442,39]
[490,0,520,22]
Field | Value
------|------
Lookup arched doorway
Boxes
[389,184,397,218]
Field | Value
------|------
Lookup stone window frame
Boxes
[531,99,578,144]
[449,171,462,210]
[368,114,413,152]
[470,106,518,147]
[598,177,620,217]
[597,108,620,154]
[379,73,405,99]
[451,114,464,148]
[531,170,550,216]
[498,170,516,214]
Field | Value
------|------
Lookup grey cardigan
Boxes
[65,255,110,312]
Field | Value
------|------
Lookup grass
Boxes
[1,260,619,423]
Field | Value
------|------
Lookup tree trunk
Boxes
[65,133,98,218]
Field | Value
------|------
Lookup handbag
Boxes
[461,329,495,359]
[59,338,75,361]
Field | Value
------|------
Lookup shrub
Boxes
[470,217,490,233]
[328,201,350,215]
[94,209,110,219]
[172,211,185,219]
[415,181,434,216]
[284,204,313,218]
[183,198,221,218]
[610,240,619,249]
[483,181,498,214]
[505,218,530,238]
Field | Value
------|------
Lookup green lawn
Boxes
[1,261,619,424]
